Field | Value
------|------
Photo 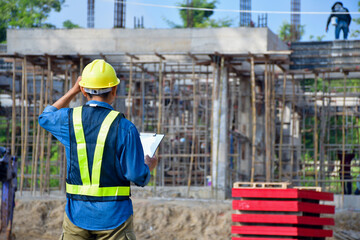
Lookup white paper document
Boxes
[140,133,165,157]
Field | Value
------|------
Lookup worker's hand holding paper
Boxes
[140,133,165,157]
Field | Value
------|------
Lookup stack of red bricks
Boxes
[231,182,335,240]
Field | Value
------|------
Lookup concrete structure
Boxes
[7,28,360,200]
[7,28,287,55]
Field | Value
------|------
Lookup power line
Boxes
[107,0,360,15]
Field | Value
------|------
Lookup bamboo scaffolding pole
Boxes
[341,72,347,207]
[11,59,16,156]
[314,74,319,186]
[30,65,37,192]
[127,58,133,119]
[45,69,54,194]
[187,58,197,196]
[250,56,256,183]
[264,58,270,182]
[20,56,29,194]
[278,72,287,181]
[33,69,45,195]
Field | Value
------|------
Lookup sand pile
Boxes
[12,198,231,240]
[11,197,360,240]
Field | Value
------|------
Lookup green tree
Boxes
[351,1,360,38]
[278,20,304,42]
[165,0,232,28]
[310,34,326,41]
[0,0,65,43]
[63,20,81,29]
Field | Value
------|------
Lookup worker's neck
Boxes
[88,96,112,105]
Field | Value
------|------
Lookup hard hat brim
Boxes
[79,78,120,89]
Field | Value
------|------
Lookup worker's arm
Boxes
[347,9,351,26]
[325,14,333,32]
[38,77,81,146]
[52,76,82,110]
[120,124,156,186]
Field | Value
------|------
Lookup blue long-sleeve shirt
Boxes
[39,100,150,230]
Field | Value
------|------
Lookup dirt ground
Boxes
[11,196,360,240]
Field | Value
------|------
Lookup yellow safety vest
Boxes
[66,106,130,197]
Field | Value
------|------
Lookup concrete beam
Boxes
[7,28,288,55]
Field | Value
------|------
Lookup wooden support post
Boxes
[140,66,145,132]
[33,68,45,195]
[79,56,84,105]
[45,69,54,194]
[250,56,256,183]
[30,65,37,192]
[62,64,69,192]
[314,74,318,186]
[187,58,197,196]
[20,56,29,194]
[127,58,133,119]
[11,59,16,156]
[39,68,48,194]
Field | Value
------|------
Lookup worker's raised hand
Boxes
[72,76,82,94]
[145,155,158,172]
[325,27,328,32]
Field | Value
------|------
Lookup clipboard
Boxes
[140,133,165,157]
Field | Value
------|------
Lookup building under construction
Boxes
[0,27,359,199]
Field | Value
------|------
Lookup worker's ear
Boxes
[80,87,88,98]
[111,86,117,97]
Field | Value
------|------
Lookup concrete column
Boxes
[211,59,228,199]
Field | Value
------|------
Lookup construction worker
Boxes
[326,2,352,40]
[39,59,158,240]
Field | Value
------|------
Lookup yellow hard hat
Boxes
[79,59,120,89]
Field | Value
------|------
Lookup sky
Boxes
[47,0,360,41]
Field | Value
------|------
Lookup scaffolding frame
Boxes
[0,50,360,197]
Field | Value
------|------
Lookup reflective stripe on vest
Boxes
[66,106,130,197]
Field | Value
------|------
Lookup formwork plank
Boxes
[232,188,333,201]
[232,200,334,214]
[232,238,295,240]
[231,226,333,237]
[232,214,335,226]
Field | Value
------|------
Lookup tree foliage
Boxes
[165,0,232,28]
[0,0,65,42]
[350,1,360,38]
[278,20,304,42]
[63,20,81,29]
